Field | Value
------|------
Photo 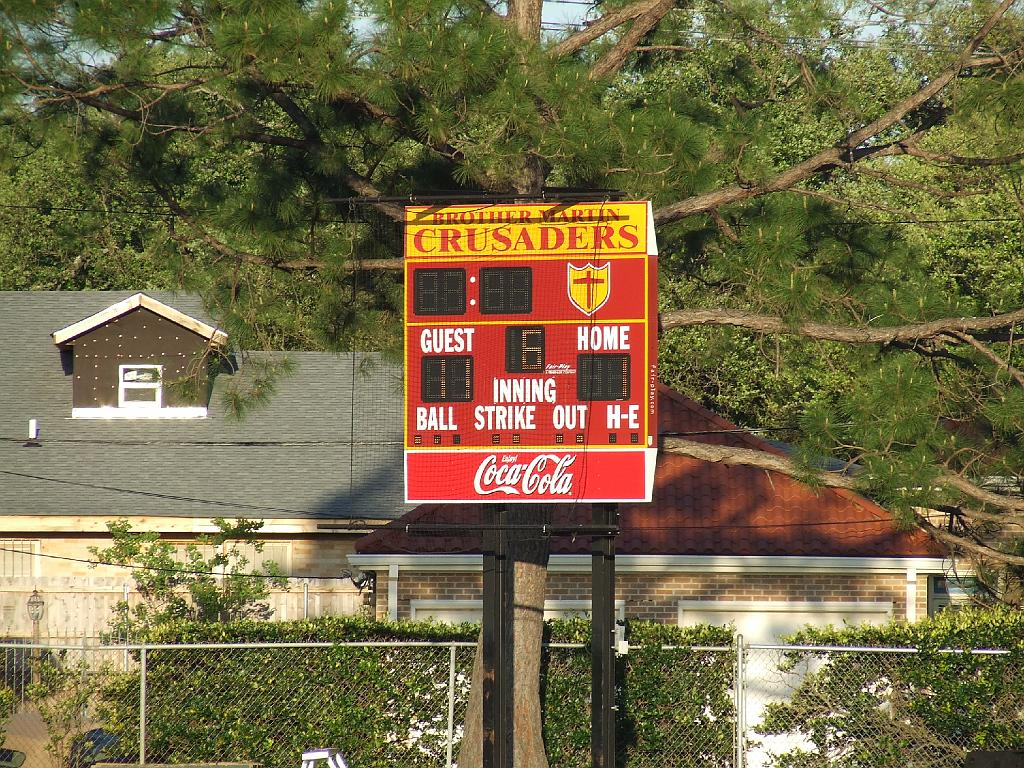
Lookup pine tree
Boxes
[3,0,1024,764]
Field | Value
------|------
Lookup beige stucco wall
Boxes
[0,516,379,642]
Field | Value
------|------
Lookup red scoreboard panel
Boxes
[404,201,658,503]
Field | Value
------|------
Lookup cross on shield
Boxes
[567,262,611,316]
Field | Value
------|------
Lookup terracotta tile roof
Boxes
[356,385,944,558]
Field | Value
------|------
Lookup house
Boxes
[351,386,956,642]
[0,291,409,642]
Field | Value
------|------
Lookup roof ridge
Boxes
[51,292,228,346]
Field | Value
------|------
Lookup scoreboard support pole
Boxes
[483,504,512,768]
[592,503,618,768]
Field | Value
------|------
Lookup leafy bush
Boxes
[94,616,735,768]
[758,608,1024,768]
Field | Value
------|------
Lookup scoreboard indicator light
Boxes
[404,201,658,503]
[480,267,533,314]
[414,268,466,315]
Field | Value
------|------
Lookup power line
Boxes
[0,203,174,216]
[0,545,352,580]
[0,436,404,447]
[0,469,358,517]
[3,198,1021,229]
[0,426,805,447]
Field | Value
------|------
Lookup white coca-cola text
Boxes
[473,454,576,496]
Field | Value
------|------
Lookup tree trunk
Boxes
[458,509,551,768]
[506,0,543,42]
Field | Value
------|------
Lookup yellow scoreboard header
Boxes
[405,201,652,259]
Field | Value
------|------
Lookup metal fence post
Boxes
[447,644,457,768]
[140,645,147,765]
[735,634,745,768]
[123,583,130,673]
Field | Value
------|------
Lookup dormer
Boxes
[52,293,228,419]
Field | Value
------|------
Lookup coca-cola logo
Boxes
[474,454,577,496]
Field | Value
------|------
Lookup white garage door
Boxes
[677,600,893,644]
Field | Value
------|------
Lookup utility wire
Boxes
[2,200,1021,228]
[0,436,405,446]
[0,469,343,517]
[0,545,354,580]
[0,425,808,446]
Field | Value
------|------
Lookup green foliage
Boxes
[760,608,1024,768]
[28,654,102,768]
[0,686,14,746]
[92,618,734,768]
[89,518,289,639]
[0,133,177,291]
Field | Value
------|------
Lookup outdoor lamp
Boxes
[26,590,44,623]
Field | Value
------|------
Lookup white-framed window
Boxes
[118,364,162,409]
[928,575,980,615]
[0,540,37,577]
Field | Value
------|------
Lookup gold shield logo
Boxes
[567,262,611,316]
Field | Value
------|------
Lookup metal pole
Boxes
[482,505,511,768]
[591,503,617,768]
[303,580,309,620]
[139,646,147,765]
[123,583,130,673]
[735,634,744,768]
[446,644,457,768]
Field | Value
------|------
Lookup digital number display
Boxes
[422,356,473,402]
[505,326,545,373]
[481,267,532,314]
[414,268,466,315]
[577,354,630,401]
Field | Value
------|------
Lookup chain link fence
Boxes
[740,641,1024,768]
[1,640,1020,768]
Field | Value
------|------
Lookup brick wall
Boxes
[387,570,910,623]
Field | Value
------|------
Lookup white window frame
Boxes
[118,364,163,410]
[0,539,39,578]
[927,574,979,615]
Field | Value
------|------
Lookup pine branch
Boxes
[549,0,672,59]
[947,331,1024,388]
[710,209,740,242]
[790,187,929,220]
[653,0,1021,226]
[660,307,1024,344]
[946,505,1024,526]
[153,185,327,272]
[918,516,1024,567]
[871,143,1024,168]
[156,185,404,271]
[938,472,1024,514]
[845,166,991,199]
[588,0,675,80]
[266,90,406,222]
[660,435,858,489]
[660,436,1024,520]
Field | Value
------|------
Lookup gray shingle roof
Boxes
[0,291,408,519]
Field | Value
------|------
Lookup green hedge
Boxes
[758,608,1024,768]
[94,617,734,768]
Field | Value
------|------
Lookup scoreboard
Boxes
[404,201,658,503]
